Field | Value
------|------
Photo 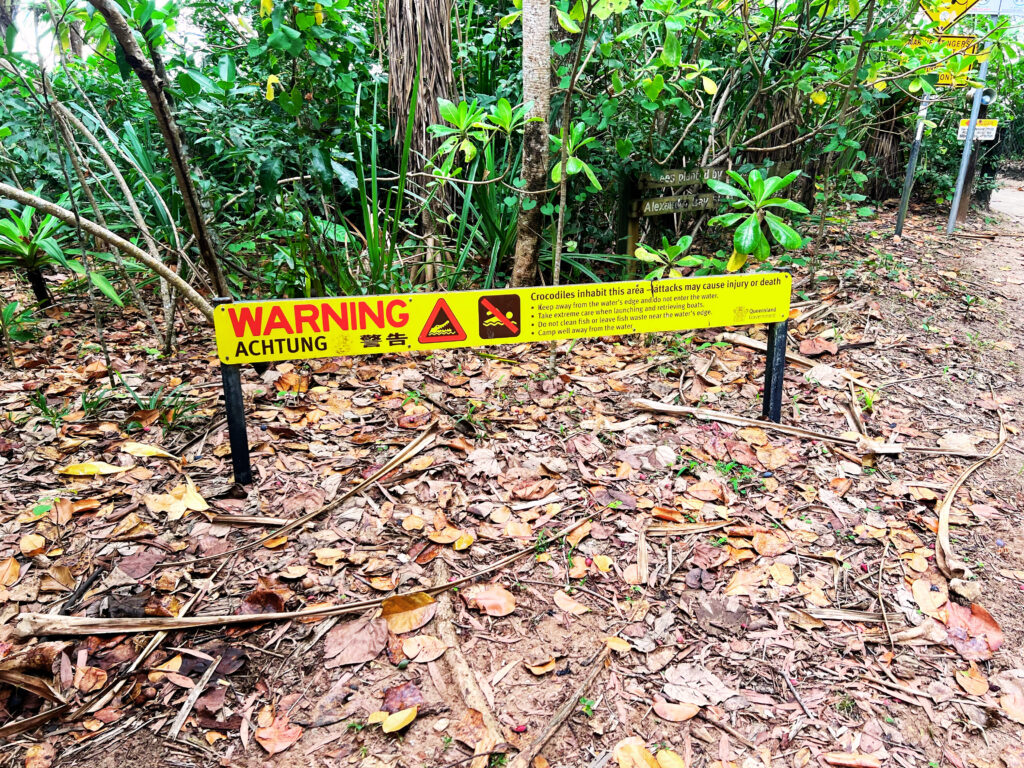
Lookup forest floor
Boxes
[1,182,1024,768]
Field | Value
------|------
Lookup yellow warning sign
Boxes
[919,0,985,27]
[214,274,792,365]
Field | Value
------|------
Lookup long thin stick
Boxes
[13,516,592,639]
[167,655,221,740]
[507,647,611,768]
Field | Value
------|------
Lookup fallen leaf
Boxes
[312,547,347,566]
[0,557,19,586]
[657,749,687,768]
[382,681,426,713]
[799,337,838,357]
[381,592,437,634]
[603,637,630,653]
[24,743,56,768]
[553,589,590,615]
[594,555,613,573]
[822,754,881,768]
[752,531,792,557]
[566,519,591,548]
[74,665,107,692]
[324,619,388,668]
[955,663,989,696]
[526,657,556,675]
[121,441,178,459]
[20,534,46,557]
[723,566,766,596]
[255,713,303,755]
[381,706,417,733]
[367,710,388,725]
[1001,692,1024,725]
[613,736,660,767]
[453,531,475,551]
[769,561,795,586]
[652,696,699,722]
[57,460,132,476]
[461,583,517,617]
[402,635,449,663]
[944,602,1004,660]
[911,578,946,617]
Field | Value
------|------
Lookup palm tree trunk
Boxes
[510,0,550,287]
[25,267,50,306]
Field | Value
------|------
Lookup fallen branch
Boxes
[167,654,220,739]
[633,400,995,459]
[13,516,592,639]
[935,421,1008,579]
[434,559,507,768]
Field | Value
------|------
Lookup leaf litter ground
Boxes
[2,190,1024,768]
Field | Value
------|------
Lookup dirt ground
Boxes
[2,182,1024,768]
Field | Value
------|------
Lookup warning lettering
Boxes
[214,274,792,364]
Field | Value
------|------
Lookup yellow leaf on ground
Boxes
[402,515,425,531]
[603,636,630,653]
[554,589,590,615]
[121,441,178,459]
[453,532,475,550]
[527,657,557,675]
[57,461,131,476]
[263,536,288,549]
[20,534,46,557]
[367,710,388,725]
[381,592,437,634]
[769,561,795,586]
[0,556,21,585]
[657,750,687,768]
[594,555,613,573]
[381,706,417,733]
[566,519,591,548]
[613,736,660,767]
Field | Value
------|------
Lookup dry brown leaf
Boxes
[24,743,56,768]
[955,663,989,696]
[381,592,437,634]
[402,635,449,663]
[822,754,881,768]
[752,531,792,557]
[553,589,590,615]
[944,602,1004,660]
[312,547,346,566]
[566,519,591,548]
[73,665,107,692]
[402,515,425,531]
[255,713,303,755]
[461,583,517,617]
[1001,692,1024,725]
[324,619,388,667]
[652,696,699,722]
[603,636,630,653]
[428,527,462,544]
[723,566,766,596]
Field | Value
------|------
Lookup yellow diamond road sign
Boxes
[920,0,986,26]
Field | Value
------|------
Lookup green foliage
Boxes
[0,204,68,272]
[708,170,808,272]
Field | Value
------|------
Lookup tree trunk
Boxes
[69,20,84,57]
[88,0,229,299]
[510,0,550,288]
[0,0,17,36]
[25,267,50,306]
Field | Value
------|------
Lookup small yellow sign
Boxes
[910,35,979,87]
[214,275,792,365]
[958,118,999,140]
[919,0,985,27]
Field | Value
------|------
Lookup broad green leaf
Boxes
[764,213,803,250]
[734,214,760,255]
[642,75,665,102]
[662,32,681,67]
[706,178,749,202]
[259,156,284,196]
[556,9,581,33]
[90,273,124,306]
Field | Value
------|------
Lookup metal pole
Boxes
[947,56,990,234]
[895,95,933,237]
[762,320,788,423]
[212,298,253,485]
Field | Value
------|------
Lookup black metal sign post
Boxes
[762,320,788,423]
[212,298,253,485]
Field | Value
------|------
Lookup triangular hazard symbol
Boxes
[418,299,467,344]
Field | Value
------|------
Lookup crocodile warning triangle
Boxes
[418,298,467,344]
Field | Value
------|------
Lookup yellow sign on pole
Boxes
[214,274,792,365]
[910,34,980,86]
[919,0,986,26]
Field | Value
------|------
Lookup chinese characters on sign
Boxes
[213,275,793,365]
